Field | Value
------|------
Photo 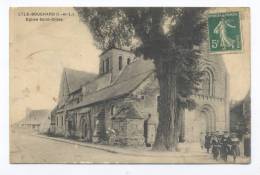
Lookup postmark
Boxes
[208,12,242,53]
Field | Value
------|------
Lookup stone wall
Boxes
[54,111,65,136]
[131,72,159,145]
[52,49,229,146]
[182,53,229,143]
[99,49,135,82]
[110,118,144,146]
[184,95,227,142]
[132,73,159,125]
[126,119,145,146]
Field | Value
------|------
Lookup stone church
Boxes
[50,46,229,146]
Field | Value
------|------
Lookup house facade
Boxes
[51,47,229,146]
[19,108,50,133]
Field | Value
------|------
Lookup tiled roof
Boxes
[99,48,134,57]
[115,58,155,84]
[68,58,155,110]
[64,68,97,93]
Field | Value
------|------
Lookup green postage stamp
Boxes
[208,12,242,53]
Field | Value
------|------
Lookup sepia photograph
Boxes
[9,7,250,164]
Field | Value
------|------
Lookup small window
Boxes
[141,95,145,100]
[102,60,105,73]
[105,58,110,73]
[127,58,131,65]
[61,116,63,126]
[56,116,59,126]
[111,105,115,115]
[119,56,123,70]
[157,96,160,112]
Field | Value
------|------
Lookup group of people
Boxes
[200,131,241,162]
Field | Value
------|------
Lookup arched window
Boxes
[200,68,214,96]
[201,71,210,96]
[118,56,123,70]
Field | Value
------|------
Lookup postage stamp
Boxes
[208,12,242,53]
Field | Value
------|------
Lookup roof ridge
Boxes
[99,48,134,57]
[63,67,98,93]
[64,67,97,75]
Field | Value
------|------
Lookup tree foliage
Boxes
[76,7,208,150]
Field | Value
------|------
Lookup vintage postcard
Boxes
[10,7,251,164]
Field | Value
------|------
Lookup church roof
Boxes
[115,58,155,84]
[99,48,134,57]
[64,68,97,93]
[67,58,155,110]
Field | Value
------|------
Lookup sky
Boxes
[10,7,250,124]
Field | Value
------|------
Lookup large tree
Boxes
[75,7,208,151]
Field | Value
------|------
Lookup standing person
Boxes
[244,130,251,157]
[144,114,151,147]
[204,132,211,153]
[211,132,221,160]
[216,131,222,142]
[200,132,205,150]
[230,132,240,162]
[221,131,232,162]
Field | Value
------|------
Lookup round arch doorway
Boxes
[191,105,216,142]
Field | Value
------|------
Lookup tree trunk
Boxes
[152,61,182,151]
[179,107,185,142]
